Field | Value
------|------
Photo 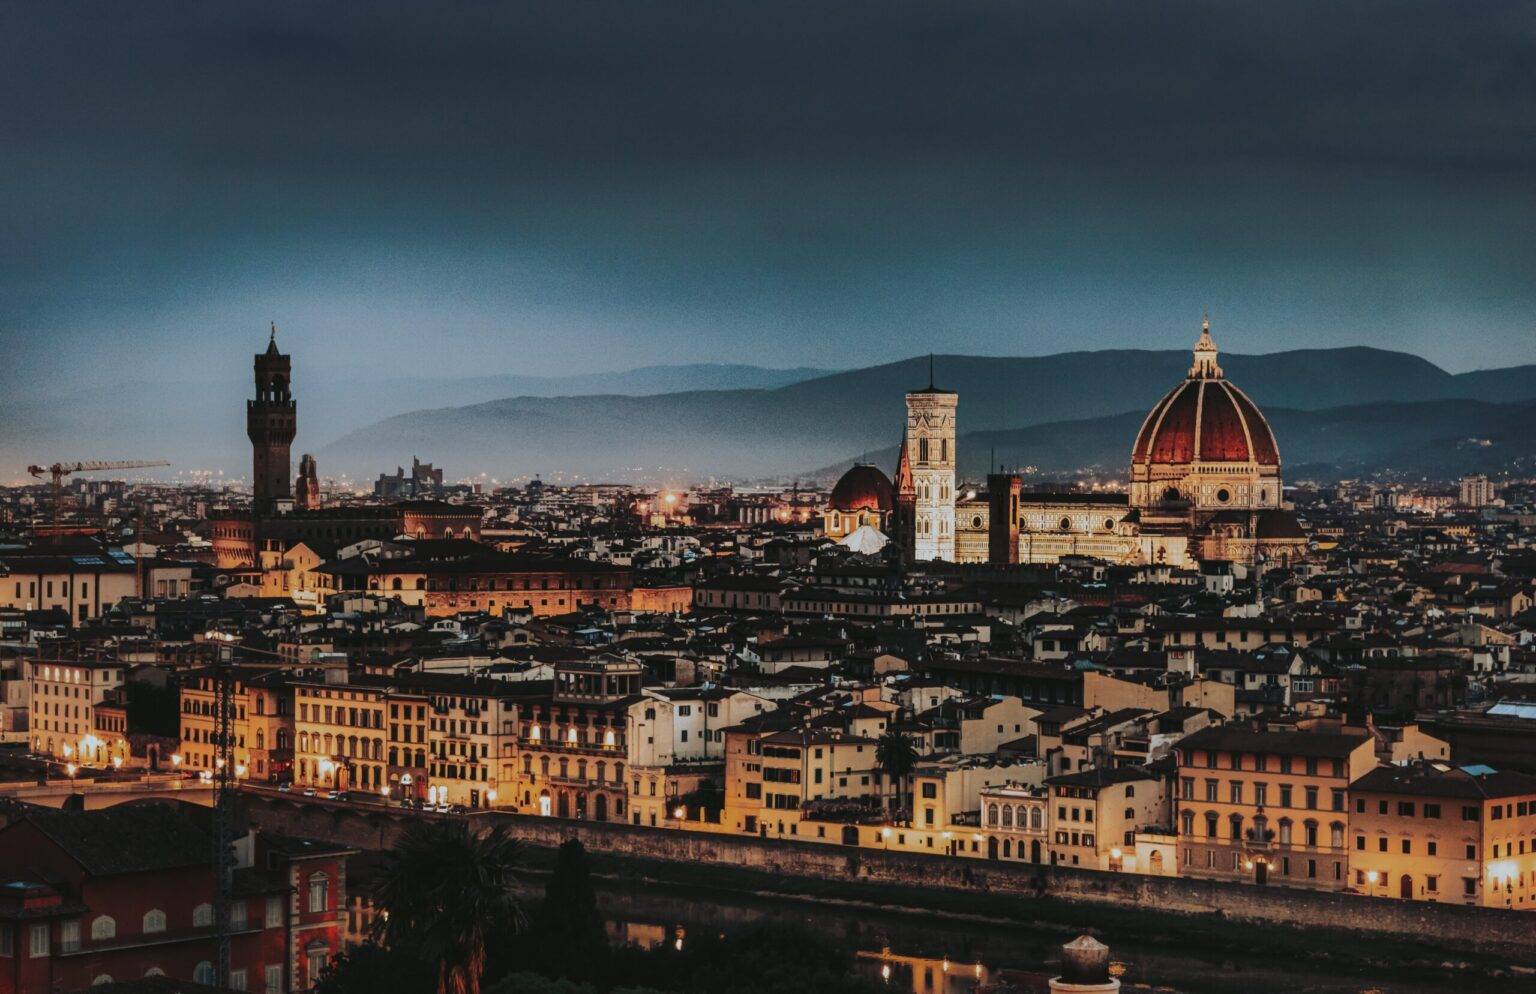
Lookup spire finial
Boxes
[270,321,277,344]
[1191,314,1221,379]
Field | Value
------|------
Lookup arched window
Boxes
[1278,818,1293,845]
[142,909,166,934]
[987,803,999,827]
[1204,812,1218,838]
[92,975,114,986]
[90,915,117,940]
[1030,807,1042,830]
[192,903,214,927]
[194,962,216,985]
[1001,805,1014,828]
[308,873,329,913]
[144,968,165,978]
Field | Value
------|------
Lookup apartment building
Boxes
[1174,722,1377,890]
[1350,761,1536,908]
[510,659,640,821]
[1045,765,1165,871]
[177,667,297,782]
[293,674,389,793]
[625,686,769,827]
[27,658,127,762]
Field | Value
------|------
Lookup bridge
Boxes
[0,774,215,810]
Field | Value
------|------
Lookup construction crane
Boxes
[26,459,171,532]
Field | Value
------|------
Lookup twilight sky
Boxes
[3,0,1536,403]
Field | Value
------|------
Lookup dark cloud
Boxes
[2,1,1535,470]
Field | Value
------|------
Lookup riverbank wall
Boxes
[236,790,1536,961]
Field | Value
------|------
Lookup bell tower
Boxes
[247,323,296,516]
[905,356,958,562]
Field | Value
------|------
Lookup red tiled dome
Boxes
[829,464,895,513]
[1132,378,1279,466]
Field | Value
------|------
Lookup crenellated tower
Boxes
[247,324,296,516]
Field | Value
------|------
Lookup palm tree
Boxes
[371,820,523,994]
[875,729,918,817]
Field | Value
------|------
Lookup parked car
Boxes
[276,782,292,792]
[302,788,317,797]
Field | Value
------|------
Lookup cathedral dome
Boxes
[829,464,895,513]
[1132,320,1279,469]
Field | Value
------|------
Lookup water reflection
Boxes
[576,876,1520,994]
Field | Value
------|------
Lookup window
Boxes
[90,915,116,941]
[921,783,937,799]
[306,942,330,983]
[308,873,329,913]
[142,910,166,934]
[265,963,284,994]
[266,895,284,928]
[60,920,80,953]
[0,924,11,957]
[30,924,50,958]
[92,975,114,986]
[230,901,247,930]
[194,962,217,985]
[230,968,249,991]
[193,903,214,928]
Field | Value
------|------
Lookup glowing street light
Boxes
[170,753,183,767]
[65,763,77,778]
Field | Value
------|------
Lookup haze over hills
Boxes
[318,347,1536,483]
[0,363,832,481]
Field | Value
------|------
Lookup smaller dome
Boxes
[829,464,895,513]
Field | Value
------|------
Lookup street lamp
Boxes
[170,753,182,767]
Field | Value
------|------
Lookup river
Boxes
[570,876,1530,994]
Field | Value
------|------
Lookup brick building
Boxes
[0,802,350,993]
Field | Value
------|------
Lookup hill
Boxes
[814,399,1536,483]
[318,349,1536,482]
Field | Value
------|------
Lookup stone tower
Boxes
[905,357,957,562]
[247,324,296,516]
[295,453,320,511]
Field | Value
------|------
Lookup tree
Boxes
[371,820,524,994]
[313,942,433,994]
[530,838,608,981]
[875,729,918,815]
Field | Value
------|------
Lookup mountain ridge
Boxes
[318,347,1536,482]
